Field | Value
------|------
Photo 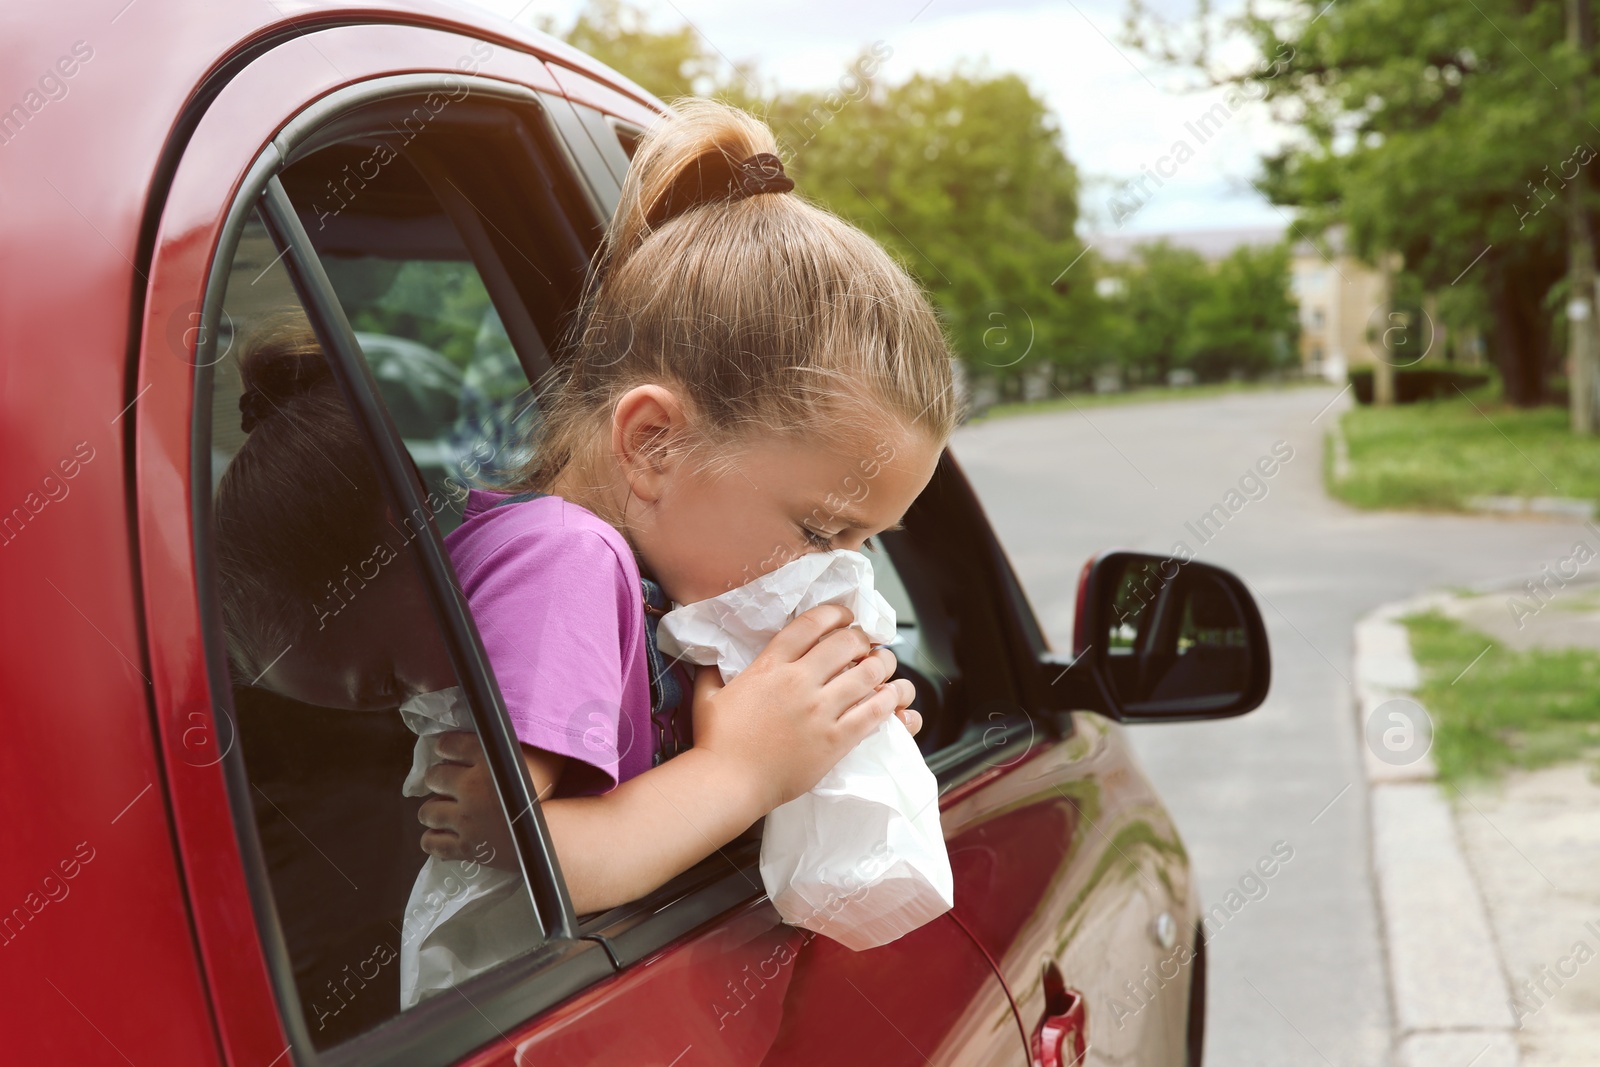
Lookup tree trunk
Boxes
[1486,260,1551,407]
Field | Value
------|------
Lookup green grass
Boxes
[973,377,1331,421]
[1401,610,1600,783]
[1330,388,1600,512]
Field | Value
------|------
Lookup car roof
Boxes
[0,0,648,480]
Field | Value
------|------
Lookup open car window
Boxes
[275,94,596,533]
[191,77,613,1067]
[205,208,547,1049]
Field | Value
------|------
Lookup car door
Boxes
[562,80,1202,1067]
[140,21,1027,1067]
[137,25,629,1067]
[767,440,1201,1067]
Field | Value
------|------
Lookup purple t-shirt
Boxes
[444,489,661,795]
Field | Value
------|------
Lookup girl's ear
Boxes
[612,384,688,503]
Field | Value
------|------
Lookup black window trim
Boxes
[259,174,573,931]
[604,115,646,162]
[189,74,622,1067]
[570,102,638,188]
[276,87,596,393]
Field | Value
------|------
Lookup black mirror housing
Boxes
[1041,551,1272,723]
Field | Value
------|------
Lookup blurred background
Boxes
[463,3,1600,1064]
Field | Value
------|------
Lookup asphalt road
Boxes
[951,385,1590,1067]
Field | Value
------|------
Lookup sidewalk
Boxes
[1353,581,1600,1067]
[1438,584,1600,1067]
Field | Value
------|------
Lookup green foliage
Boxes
[345,260,492,368]
[543,2,1298,398]
[1103,240,1300,384]
[1132,0,1600,403]
[1403,610,1600,784]
[766,66,1097,387]
[537,0,740,100]
[1186,242,1301,380]
[1105,242,1210,385]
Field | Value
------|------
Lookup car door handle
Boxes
[1032,967,1088,1067]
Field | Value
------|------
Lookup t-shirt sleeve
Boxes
[458,526,640,796]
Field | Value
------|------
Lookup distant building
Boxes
[1287,227,1386,383]
[1089,224,1387,382]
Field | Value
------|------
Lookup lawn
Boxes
[1401,610,1600,783]
[1330,386,1600,512]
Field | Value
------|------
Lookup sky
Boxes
[463,0,1302,240]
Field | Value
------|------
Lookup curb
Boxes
[1353,595,1520,1067]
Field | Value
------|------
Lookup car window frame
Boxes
[189,74,618,1067]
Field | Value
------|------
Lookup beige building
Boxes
[1289,226,1387,382]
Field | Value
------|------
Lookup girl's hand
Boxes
[690,603,917,812]
[417,731,517,870]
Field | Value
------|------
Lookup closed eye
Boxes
[800,525,834,550]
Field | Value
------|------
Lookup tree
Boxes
[1101,240,1299,384]
[542,4,1095,392]
[1184,242,1300,381]
[1106,242,1212,385]
[768,67,1096,390]
[537,0,753,101]
[1126,0,1600,406]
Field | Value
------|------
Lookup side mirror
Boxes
[1043,551,1271,723]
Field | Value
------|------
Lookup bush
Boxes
[1348,367,1490,404]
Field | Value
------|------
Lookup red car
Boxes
[1,4,1270,1065]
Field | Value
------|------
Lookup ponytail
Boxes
[512,97,964,496]
[605,99,784,264]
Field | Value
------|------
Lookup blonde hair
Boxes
[509,97,964,500]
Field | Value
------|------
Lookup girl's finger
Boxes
[422,762,465,798]
[420,829,464,859]
[417,795,458,830]
[434,731,481,764]
[896,705,924,738]
[832,681,900,743]
[757,603,855,665]
[798,625,877,685]
[818,646,897,714]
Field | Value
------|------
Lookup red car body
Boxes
[1,4,1260,1064]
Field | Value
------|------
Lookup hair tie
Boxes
[239,388,273,434]
[647,150,795,231]
[735,153,793,195]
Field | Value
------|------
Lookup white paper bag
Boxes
[396,687,538,1009]
[656,549,954,950]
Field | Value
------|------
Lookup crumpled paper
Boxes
[655,549,898,683]
[656,549,954,951]
[396,687,537,1009]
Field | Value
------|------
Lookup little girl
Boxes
[416,98,966,916]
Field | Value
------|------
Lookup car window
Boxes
[866,534,916,624]
[276,105,594,534]
[204,208,546,1050]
